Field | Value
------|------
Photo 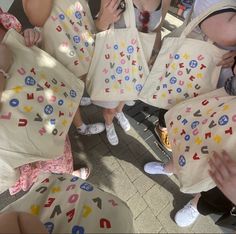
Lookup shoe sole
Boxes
[154,127,172,152]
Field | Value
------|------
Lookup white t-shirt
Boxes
[192,0,236,87]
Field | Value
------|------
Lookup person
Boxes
[1,173,134,234]
[94,0,171,145]
[0,10,90,194]
[22,0,105,136]
[153,0,236,152]
[144,74,236,227]
[175,151,236,229]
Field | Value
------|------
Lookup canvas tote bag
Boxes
[41,0,96,77]
[0,30,84,192]
[3,173,135,233]
[139,0,236,110]
[165,87,236,193]
[86,0,150,101]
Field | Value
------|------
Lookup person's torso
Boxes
[115,0,162,32]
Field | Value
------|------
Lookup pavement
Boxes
[0,1,233,233]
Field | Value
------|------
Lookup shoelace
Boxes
[184,203,198,218]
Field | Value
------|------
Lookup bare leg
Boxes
[115,101,125,113]
[191,193,201,207]
[73,108,105,135]
[72,108,84,128]
[103,108,116,125]
[163,157,175,174]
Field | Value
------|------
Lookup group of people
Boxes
[0,0,236,232]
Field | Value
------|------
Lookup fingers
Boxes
[217,50,236,67]
[24,29,41,47]
[109,0,120,10]
[208,151,230,185]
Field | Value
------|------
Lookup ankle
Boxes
[77,123,87,132]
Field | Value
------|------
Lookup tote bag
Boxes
[0,30,84,192]
[139,1,236,110]
[165,87,236,193]
[86,0,150,101]
[41,0,96,77]
[3,173,134,233]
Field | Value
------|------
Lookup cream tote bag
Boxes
[42,0,96,77]
[86,0,150,101]
[0,30,84,192]
[139,1,236,110]
[3,173,134,233]
[165,87,236,193]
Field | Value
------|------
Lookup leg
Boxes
[73,108,105,135]
[155,108,172,151]
[103,108,119,145]
[174,193,201,227]
[114,101,131,132]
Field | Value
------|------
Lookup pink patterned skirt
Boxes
[9,136,73,195]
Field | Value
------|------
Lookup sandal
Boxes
[72,167,90,180]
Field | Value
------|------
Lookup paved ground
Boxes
[69,102,228,234]
[0,1,233,232]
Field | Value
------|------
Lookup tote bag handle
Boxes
[180,0,236,39]
[109,0,136,29]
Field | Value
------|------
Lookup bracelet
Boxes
[232,56,236,76]
[0,69,10,79]
[230,206,236,216]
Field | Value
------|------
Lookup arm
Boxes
[200,12,236,47]
[209,151,236,205]
[149,0,171,66]
[0,44,13,106]
[22,0,53,27]
[0,212,47,234]
[95,0,123,31]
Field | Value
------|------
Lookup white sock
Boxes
[77,123,87,133]
[105,123,113,129]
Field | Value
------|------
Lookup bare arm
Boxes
[22,0,53,27]
[95,0,122,31]
[200,12,236,47]
[209,151,236,205]
[149,0,171,66]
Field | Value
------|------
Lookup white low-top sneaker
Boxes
[144,162,173,176]
[115,112,131,132]
[175,201,200,227]
[80,97,92,106]
[106,124,119,146]
[77,123,105,135]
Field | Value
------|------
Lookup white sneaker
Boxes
[126,100,135,106]
[77,123,105,135]
[115,112,131,132]
[106,124,119,146]
[80,97,92,106]
[144,162,173,176]
[175,201,200,227]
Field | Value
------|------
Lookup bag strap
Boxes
[180,0,236,38]
[110,0,136,29]
[123,0,136,29]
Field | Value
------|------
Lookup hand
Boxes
[209,151,236,205]
[0,44,13,72]
[96,0,123,31]
[217,50,236,68]
[23,28,42,47]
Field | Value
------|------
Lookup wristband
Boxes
[232,56,236,76]
[0,69,10,79]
